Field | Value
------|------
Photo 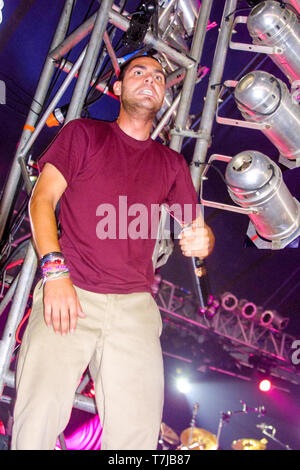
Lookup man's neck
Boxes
[116,110,153,141]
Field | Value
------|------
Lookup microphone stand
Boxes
[216,400,266,450]
[257,424,293,451]
[187,403,200,448]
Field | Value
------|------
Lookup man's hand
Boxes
[178,219,215,259]
[43,277,86,335]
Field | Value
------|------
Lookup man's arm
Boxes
[29,162,85,335]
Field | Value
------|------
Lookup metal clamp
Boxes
[200,153,259,215]
[216,80,272,130]
[229,16,283,55]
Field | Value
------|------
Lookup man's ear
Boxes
[113,80,122,97]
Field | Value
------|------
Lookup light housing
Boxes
[247,0,300,83]
[234,71,300,165]
[225,150,300,249]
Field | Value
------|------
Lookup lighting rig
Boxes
[155,279,300,390]
[201,0,300,250]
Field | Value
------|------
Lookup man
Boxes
[11,55,214,450]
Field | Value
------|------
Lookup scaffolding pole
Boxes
[0,0,78,399]
[0,241,37,396]
[0,0,76,241]
[65,0,114,122]
[190,0,238,193]
[169,0,213,154]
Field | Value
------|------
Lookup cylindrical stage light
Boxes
[271,310,290,329]
[239,299,257,319]
[247,0,300,83]
[159,0,200,50]
[178,0,200,36]
[221,292,238,311]
[256,308,289,329]
[260,309,274,327]
[225,150,300,247]
[234,70,300,163]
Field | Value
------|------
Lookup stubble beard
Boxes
[121,93,163,122]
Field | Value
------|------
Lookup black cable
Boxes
[211,76,282,117]
[191,161,228,186]
[82,0,130,110]
[0,72,42,110]
[0,239,30,278]
[0,192,30,255]
[2,104,28,118]
[192,161,275,192]
[225,7,252,21]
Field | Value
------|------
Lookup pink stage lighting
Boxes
[259,379,272,393]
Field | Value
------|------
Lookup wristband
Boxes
[40,251,64,267]
[40,251,70,285]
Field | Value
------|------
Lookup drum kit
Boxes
[159,422,269,450]
[159,422,219,450]
[157,401,292,451]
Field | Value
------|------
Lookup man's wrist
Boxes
[40,251,70,285]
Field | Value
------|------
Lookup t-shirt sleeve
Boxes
[164,154,200,225]
[38,119,88,185]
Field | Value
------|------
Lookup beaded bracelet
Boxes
[40,251,70,285]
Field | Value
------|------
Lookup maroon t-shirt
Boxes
[38,118,199,294]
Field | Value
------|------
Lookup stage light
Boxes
[178,0,201,36]
[259,378,272,392]
[158,0,204,51]
[247,1,300,83]
[239,299,257,319]
[259,309,274,327]
[221,292,238,311]
[269,310,290,330]
[234,71,300,165]
[176,376,191,394]
[123,0,158,48]
[225,150,300,249]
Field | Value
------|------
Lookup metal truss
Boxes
[156,280,300,386]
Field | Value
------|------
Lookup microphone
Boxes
[256,423,274,431]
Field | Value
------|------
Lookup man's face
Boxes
[113,56,166,118]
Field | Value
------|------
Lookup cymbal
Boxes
[232,438,268,450]
[160,423,180,445]
[180,427,217,450]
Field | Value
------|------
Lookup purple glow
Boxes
[56,415,102,450]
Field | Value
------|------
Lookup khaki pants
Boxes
[11,281,164,450]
